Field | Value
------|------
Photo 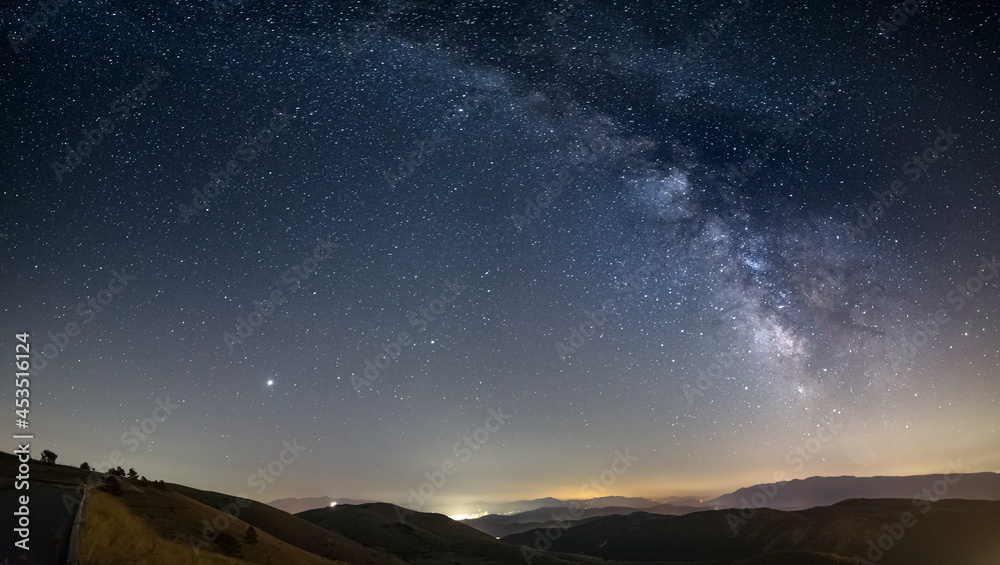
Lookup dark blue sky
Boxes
[2,0,997,515]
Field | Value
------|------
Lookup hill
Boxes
[0,451,402,564]
[462,503,701,537]
[502,498,1000,564]
[706,472,1000,510]
[268,496,377,515]
[5,451,998,565]
[297,502,601,565]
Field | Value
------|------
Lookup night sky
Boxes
[2,1,998,517]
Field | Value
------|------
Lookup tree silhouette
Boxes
[244,526,258,545]
[40,450,57,464]
[127,468,139,480]
[109,466,126,477]
[215,532,242,557]
[80,462,91,471]
[101,475,124,496]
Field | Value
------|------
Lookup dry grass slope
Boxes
[168,483,409,564]
[80,486,351,565]
[80,490,248,565]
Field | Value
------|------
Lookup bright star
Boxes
[266,380,274,386]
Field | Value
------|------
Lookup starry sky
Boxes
[2,1,998,515]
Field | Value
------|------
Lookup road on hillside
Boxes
[0,482,80,565]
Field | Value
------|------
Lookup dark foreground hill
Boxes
[5,450,999,565]
[268,496,378,514]
[296,502,601,565]
[0,451,597,564]
[0,451,412,565]
[503,498,1000,565]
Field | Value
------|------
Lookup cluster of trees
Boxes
[94,471,167,496]
[36,449,169,491]
[43,449,261,556]
[105,465,144,482]
[215,527,258,558]
[209,527,258,558]
[29,448,170,493]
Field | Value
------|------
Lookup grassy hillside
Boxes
[298,502,604,565]
[6,451,997,565]
[167,484,408,564]
[0,451,400,565]
[79,481,351,565]
[80,489,250,565]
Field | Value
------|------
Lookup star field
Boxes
[1,0,997,511]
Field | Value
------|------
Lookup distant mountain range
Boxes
[269,494,662,516]
[267,496,378,515]
[460,502,702,537]
[6,452,999,565]
[458,471,1000,536]
[702,471,1000,510]
[501,498,1000,565]
[272,472,1000,520]
[267,472,1000,541]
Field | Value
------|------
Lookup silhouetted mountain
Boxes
[463,503,702,537]
[706,472,1000,510]
[6,450,999,565]
[296,502,596,564]
[268,495,378,514]
[659,495,712,506]
[502,498,1000,565]
[429,495,661,518]
[577,495,660,508]
[644,502,709,514]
